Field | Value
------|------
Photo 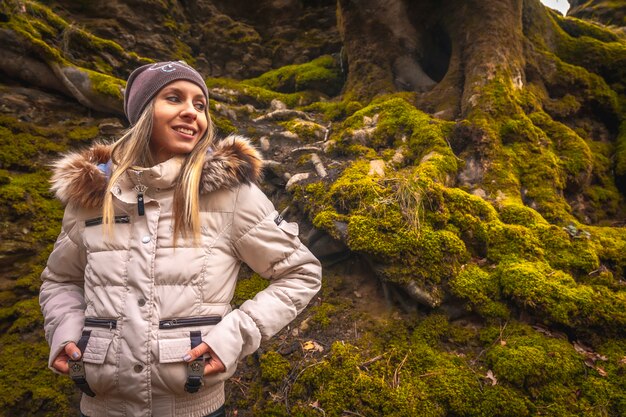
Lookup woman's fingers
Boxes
[203,355,226,376]
[203,345,226,376]
[65,342,81,360]
[52,352,70,374]
[182,342,225,376]
[52,342,80,374]
[183,342,209,362]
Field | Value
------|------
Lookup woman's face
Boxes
[150,80,208,164]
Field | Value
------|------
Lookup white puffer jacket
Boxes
[39,136,322,417]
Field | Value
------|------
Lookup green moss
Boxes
[326,160,389,213]
[615,121,626,176]
[449,265,509,318]
[2,0,144,73]
[497,261,626,331]
[338,96,456,171]
[535,224,600,276]
[588,225,626,278]
[554,19,626,95]
[279,119,325,142]
[541,93,582,118]
[259,350,291,383]
[581,141,623,222]
[529,112,593,189]
[486,223,545,263]
[244,55,343,97]
[67,125,99,141]
[554,14,620,43]
[302,100,363,121]
[87,70,124,100]
[232,273,269,307]
[296,332,532,417]
[220,17,261,45]
[498,203,548,226]
[210,114,237,136]
[0,334,75,416]
[205,77,320,108]
[487,331,582,388]
[309,302,337,329]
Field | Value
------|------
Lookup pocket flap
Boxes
[159,338,191,363]
[278,220,299,236]
[82,331,114,365]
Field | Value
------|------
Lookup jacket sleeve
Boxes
[39,206,87,371]
[204,183,321,372]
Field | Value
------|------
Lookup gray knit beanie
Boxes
[124,61,209,125]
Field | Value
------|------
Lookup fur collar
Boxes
[51,135,263,209]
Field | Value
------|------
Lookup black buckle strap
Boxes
[185,331,204,393]
[68,330,96,397]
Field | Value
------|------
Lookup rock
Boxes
[307,232,348,259]
[368,160,385,177]
[310,153,327,178]
[392,147,405,165]
[270,99,287,111]
[254,109,312,122]
[286,172,310,189]
[98,118,124,135]
[403,281,441,308]
[471,188,487,199]
[420,151,439,164]
[259,136,271,152]
[278,131,299,140]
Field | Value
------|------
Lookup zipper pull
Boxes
[137,193,145,216]
[134,185,147,216]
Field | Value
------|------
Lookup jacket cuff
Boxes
[203,309,262,373]
[48,316,84,371]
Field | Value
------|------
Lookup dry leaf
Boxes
[596,366,608,377]
[500,340,507,346]
[619,357,626,365]
[485,370,498,386]
[573,342,587,356]
[303,340,324,352]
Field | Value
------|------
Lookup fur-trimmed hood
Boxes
[51,135,263,209]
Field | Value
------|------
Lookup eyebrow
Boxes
[160,87,206,101]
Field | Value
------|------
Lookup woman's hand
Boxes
[183,342,226,376]
[52,342,82,374]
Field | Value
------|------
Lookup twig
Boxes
[392,352,410,388]
[359,353,386,369]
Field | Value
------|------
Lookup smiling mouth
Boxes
[174,127,196,136]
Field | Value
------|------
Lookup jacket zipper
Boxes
[84,317,117,330]
[159,316,222,329]
[85,216,130,227]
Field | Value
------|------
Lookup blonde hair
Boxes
[102,100,215,242]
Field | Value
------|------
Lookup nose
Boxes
[180,100,197,120]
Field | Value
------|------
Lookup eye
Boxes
[166,95,181,103]
[194,102,206,111]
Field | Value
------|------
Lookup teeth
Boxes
[175,127,194,135]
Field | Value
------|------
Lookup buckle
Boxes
[184,359,204,393]
[69,359,96,397]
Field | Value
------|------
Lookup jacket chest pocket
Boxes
[82,215,132,252]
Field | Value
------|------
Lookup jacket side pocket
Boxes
[82,330,116,395]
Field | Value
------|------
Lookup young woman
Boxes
[39,61,322,417]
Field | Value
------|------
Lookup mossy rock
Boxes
[244,55,343,97]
